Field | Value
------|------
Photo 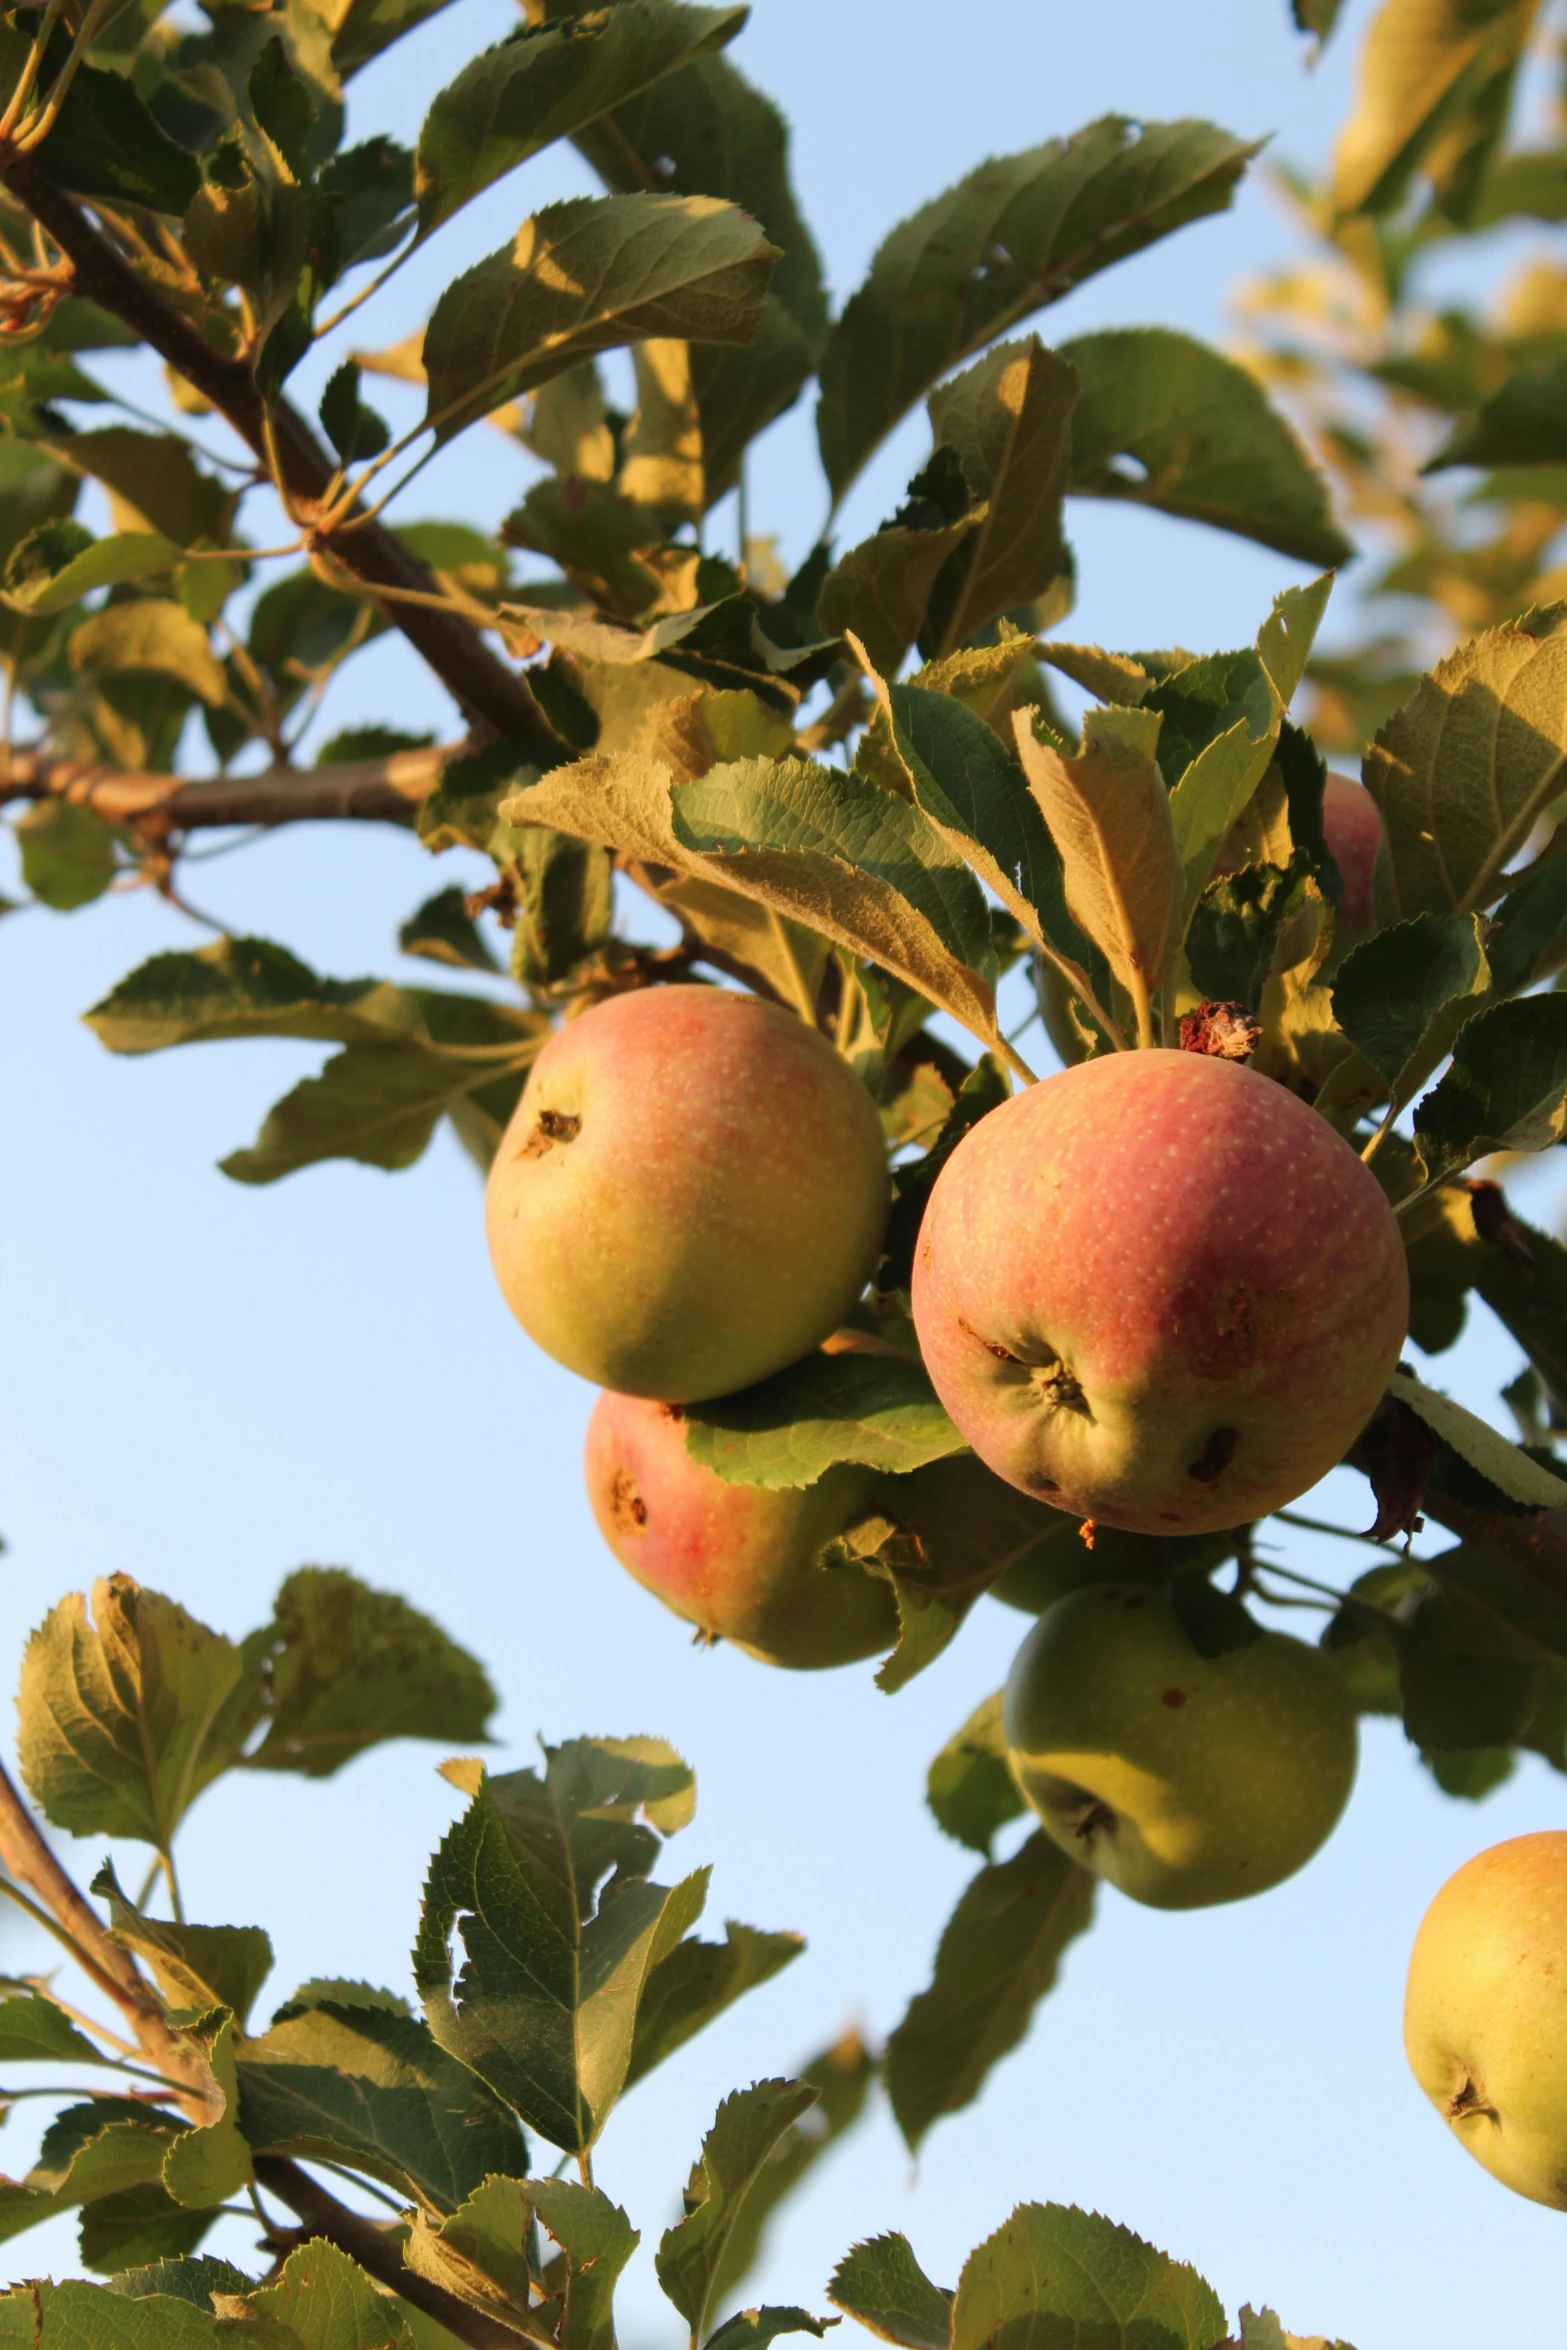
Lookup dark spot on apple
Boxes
[609,1470,647,1537]
[1161,1687,1186,1708]
[960,1317,1021,1363]
[1188,1426,1239,1485]
[1448,2075,1498,2125]
[519,1106,581,1160]
[1024,1471,1061,1493]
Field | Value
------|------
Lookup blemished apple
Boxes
[1404,1832,1567,2208]
[910,1049,1408,1535]
[486,985,890,1402]
[1322,772,1382,949]
[584,1389,898,1668]
[1004,1582,1358,1908]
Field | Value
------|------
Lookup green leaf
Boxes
[317,363,389,465]
[1061,327,1352,566]
[707,2037,875,2315]
[80,2184,221,2276]
[330,0,457,76]
[926,1693,1026,1859]
[414,1747,704,2153]
[829,2237,952,2350]
[398,886,500,974]
[1330,0,1536,218]
[71,600,226,706]
[511,829,614,988]
[160,2011,249,2211]
[817,513,976,680]
[423,192,777,441]
[0,1993,110,2068]
[238,1997,527,2213]
[1487,848,1567,993]
[47,428,234,551]
[15,799,118,912]
[671,755,1004,1051]
[404,2174,540,2339]
[416,3,745,234]
[243,1566,496,1779]
[657,2082,819,2342]
[2,522,181,615]
[853,1457,1067,1695]
[682,1354,966,1490]
[0,2278,224,2342]
[218,1035,537,1184]
[96,1864,272,2025]
[949,2203,1226,2350]
[1162,575,1333,916]
[1332,912,1491,1110]
[885,1833,1095,2153]
[627,1922,803,2087]
[881,1056,1010,1296]
[530,2179,639,2350]
[816,117,1257,501]
[922,337,1075,656]
[1428,352,1567,470]
[14,33,201,214]
[108,2256,256,2307]
[1185,852,1318,1013]
[1414,995,1567,1182]
[706,2310,834,2350]
[878,678,1093,993]
[1365,606,1567,922]
[1386,1365,1567,1511]
[570,47,827,503]
[1012,703,1182,1024]
[243,2238,420,2347]
[18,1575,256,1846]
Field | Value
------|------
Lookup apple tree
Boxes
[2,0,1567,2332]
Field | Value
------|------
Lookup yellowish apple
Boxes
[1405,1832,1567,2208]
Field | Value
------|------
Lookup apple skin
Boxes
[1405,1832,1567,2208]
[1322,773,1382,950]
[584,1389,897,1668]
[909,1049,1408,1535]
[486,986,889,1402]
[1003,1582,1358,1908]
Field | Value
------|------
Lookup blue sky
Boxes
[4,1,1567,2342]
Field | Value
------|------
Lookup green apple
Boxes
[1003,1582,1358,1908]
[1405,1831,1567,2208]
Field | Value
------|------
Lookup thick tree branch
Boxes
[0,1758,216,2116]
[0,743,449,829]
[0,154,559,751]
[253,2157,527,2349]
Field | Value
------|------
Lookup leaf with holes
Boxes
[816,116,1257,500]
[1062,327,1351,566]
[416,2,745,234]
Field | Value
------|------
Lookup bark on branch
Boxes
[253,2157,526,2349]
[0,743,449,830]
[0,153,558,751]
[0,1757,216,2116]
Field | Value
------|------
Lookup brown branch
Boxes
[0,153,559,752]
[1421,1491,1567,1609]
[0,1758,215,2116]
[0,743,449,830]
[253,2158,526,2350]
